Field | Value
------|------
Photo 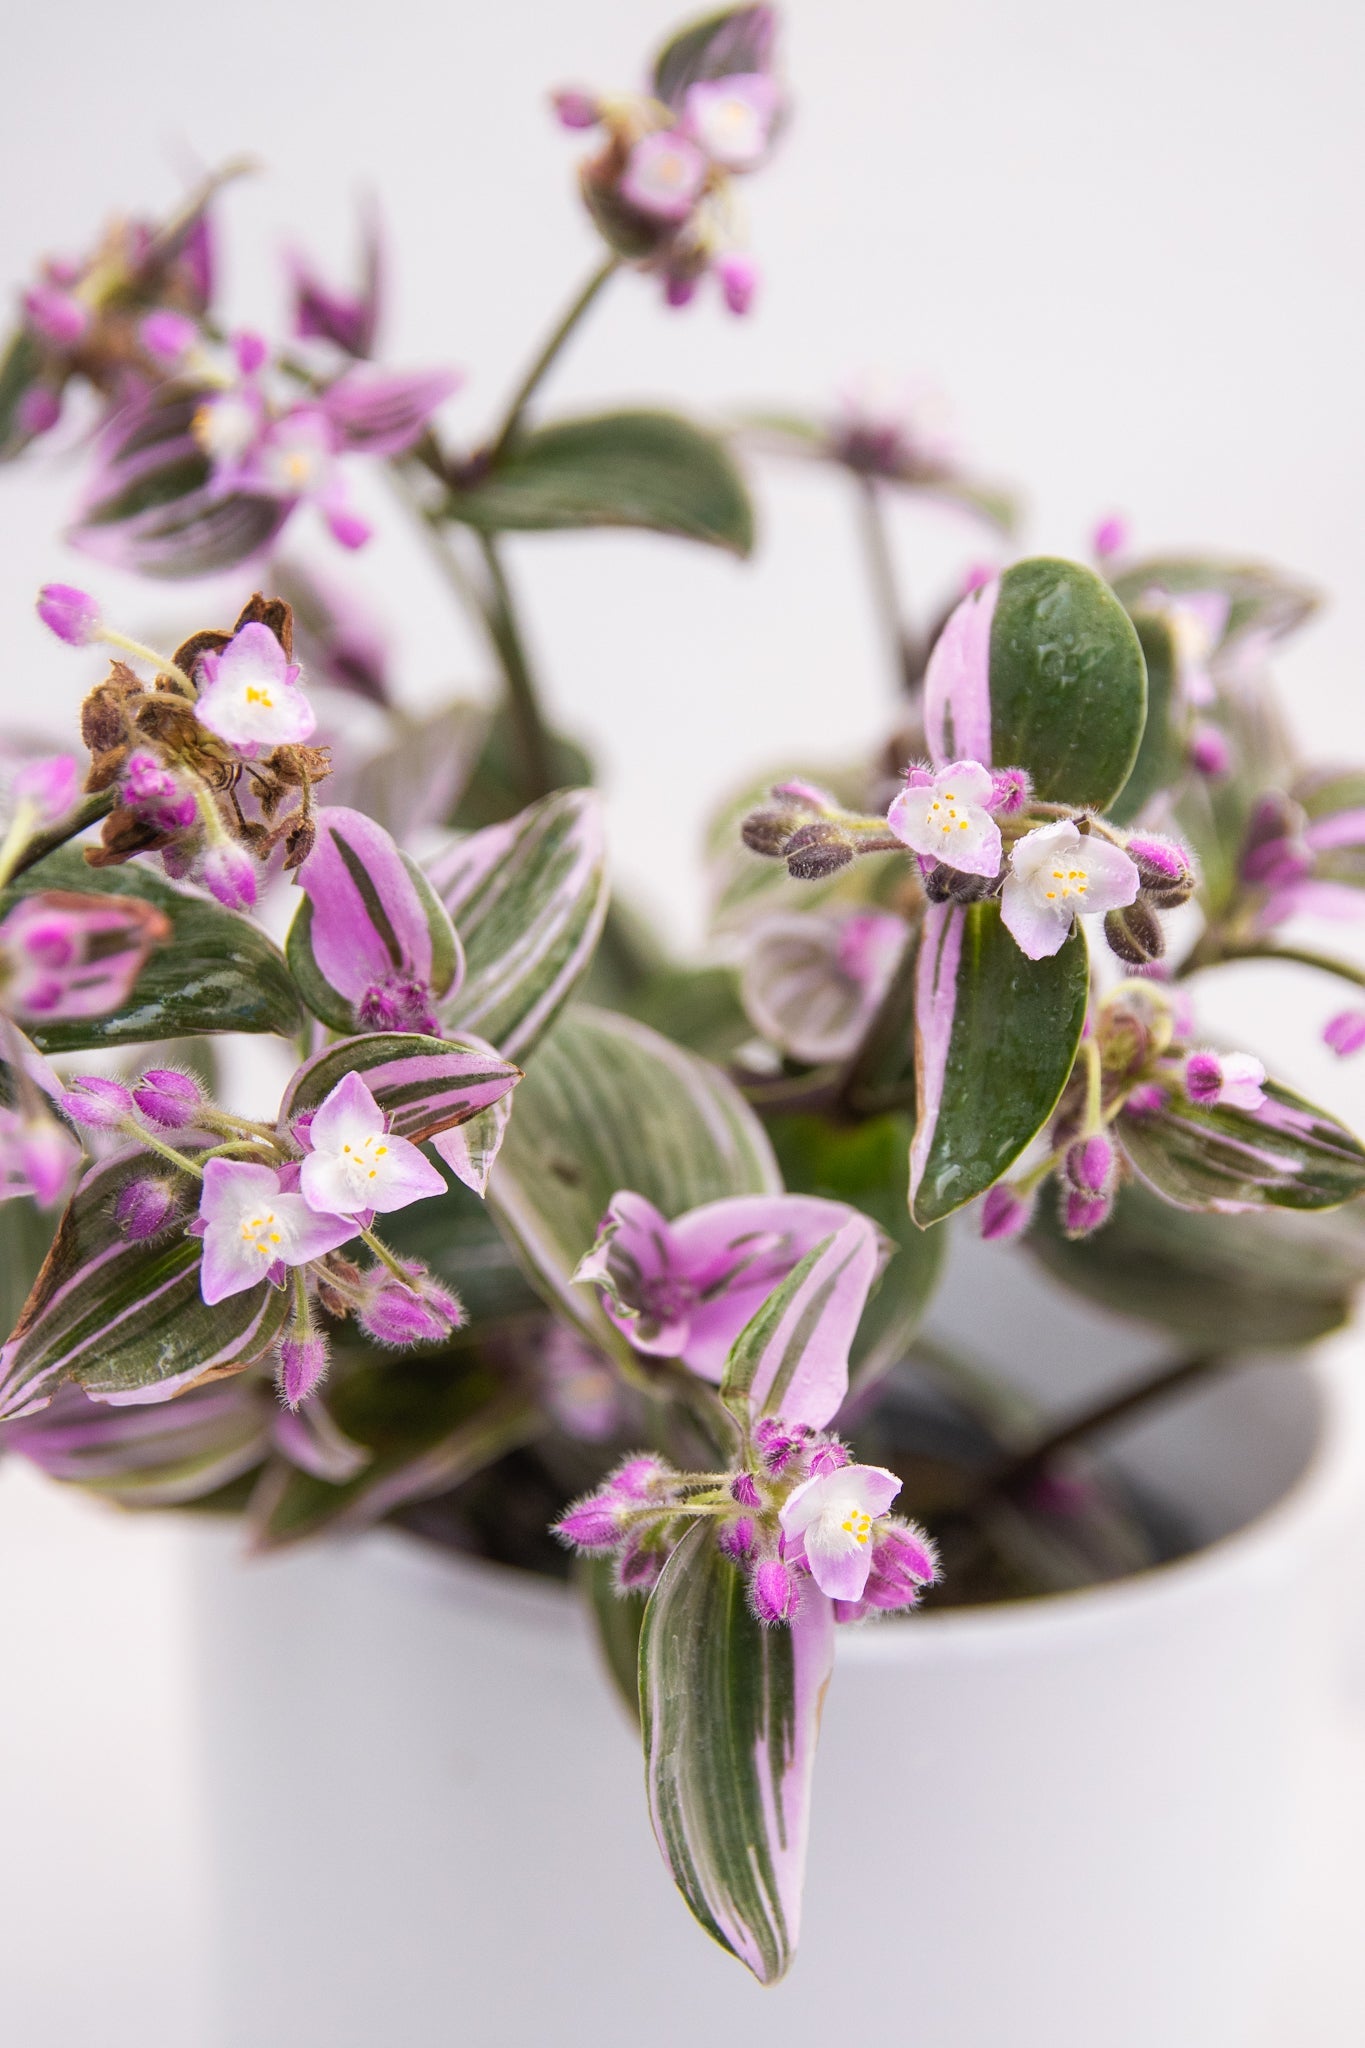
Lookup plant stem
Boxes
[475,533,557,802]
[1179,937,1365,992]
[358,1223,417,1288]
[3,788,115,885]
[855,476,918,696]
[486,256,620,463]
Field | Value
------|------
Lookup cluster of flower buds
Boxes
[980,979,1270,1243]
[555,1427,939,1625]
[60,1063,464,1408]
[42,589,333,910]
[553,6,783,312]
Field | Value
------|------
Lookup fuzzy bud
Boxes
[749,1556,799,1625]
[356,1264,465,1348]
[807,1441,850,1477]
[59,1075,135,1129]
[987,767,1032,816]
[24,286,88,347]
[1062,1188,1112,1239]
[617,1531,668,1591]
[740,805,801,856]
[716,251,759,316]
[122,751,198,832]
[606,1454,673,1503]
[1324,1009,1365,1059]
[132,1067,204,1129]
[551,86,600,129]
[36,583,101,648]
[276,1330,331,1409]
[717,1516,756,1562]
[784,821,855,881]
[1189,723,1231,778]
[553,1493,622,1551]
[924,863,1000,906]
[357,973,440,1035]
[1126,835,1197,908]
[113,1175,181,1241]
[1183,1051,1224,1105]
[1104,899,1165,966]
[1064,1133,1117,1201]
[980,1181,1035,1242]
[201,842,258,914]
[730,1471,761,1508]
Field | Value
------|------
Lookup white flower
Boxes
[1000,820,1139,960]
[779,1461,902,1602]
[683,74,780,171]
[887,760,1002,878]
[298,1070,446,1218]
[619,131,709,221]
[198,1160,353,1306]
[194,622,316,754]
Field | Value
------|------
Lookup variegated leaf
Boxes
[911,902,1088,1226]
[640,1521,834,1985]
[1118,1082,1365,1213]
[652,4,777,106]
[0,1147,287,1420]
[425,789,609,1060]
[487,1006,779,1350]
[1111,554,1320,654]
[1,1377,271,1505]
[720,1216,885,1429]
[279,1032,521,1144]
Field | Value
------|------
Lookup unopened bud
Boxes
[356,1263,465,1347]
[1104,900,1165,966]
[1189,722,1231,778]
[59,1075,135,1129]
[749,1556,799,1625]
[36,583,101,648]
[716,251,759,316]
[741,805,801,857]
[553,1493,621,1551]
[551,86,600,129]
[980,1181,1034,1241]
[276,1330,331,1409]
[201,842,258,913]
[1062,1188,1112,1239]
[113,1175,181,1241]
[1064,1133,1117,1201]
[987,767,1032,816]
[717,1516,757,1562]
[132,1068,204,1129]
[730,1471,761,1508]
[1126,835,1197,907]
[784,821,854,881]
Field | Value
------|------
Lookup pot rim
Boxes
[328,1333,1365,1659]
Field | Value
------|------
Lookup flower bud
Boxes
[132,1068,204,1129]
[553,1493,622,1551]
[551,86,600,129]
[201,843,258,913]
[36,583,101,648]
[730,1471,761,1508]
[784,822,854,881]
[925,863,1000,905]
[749,1556,799,1625]
[663,271,699,309]
[605,1454,673,1503]
[1189,723,1231,778]
[1103,899,1165,966]
[232,329,268,376]
[716,251,758,316]
[980,1181,1034,1241]
[59,1075,135,1129]
[24,286,88,347]
[113,1175,182,1241]
[1062,1188,1112,1239]
[717,1516,756,1562]
[740,805,801,856]
[1126,835,1197,908]
[122,751,198,832]
[1324,1009,1365,1059]
[1092,513,1130,562]
[987,767,1032,816]
[1064,1133,1117,1201]
[1123,1082,1167,1117]
[617,1531,668,1591]
[807,1441,850,1477]
[356,1264,465,1348]
[140,310,199,365]
[275,1331,331,1409]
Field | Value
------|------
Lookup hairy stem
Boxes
[4,788,115,885]
[486,255,620,463]
[475,534,557,803]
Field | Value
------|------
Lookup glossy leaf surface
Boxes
[1118,1082,1365,1213]
[280,1032,521,1144]
[720,1216,883,1429]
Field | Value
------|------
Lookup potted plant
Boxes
[1,8,1363,2037]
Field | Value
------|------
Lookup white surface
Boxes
[2,0,1365,2039]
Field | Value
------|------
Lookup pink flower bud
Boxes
[553,1494,622,1551]
[12,754,80,825]
[36,583,101,647]
[1064,1133,1117,1201]
[23,285,89,347]
[1092,513,1130,562]
[276,1330,330,1409]
[200,843,258,913]
[606,1454,673,1503]
[232,329,268,376]
[807,1441,850,1477]
[139,310,198,365]
[663,271,699,309]
[750,1556,799,1625]
[1126,834,1197,907]
[987,767,1032,815]
[1062,1189,1112,1239]
[716,251,759,315]
[1189,723,1231,778]
[132,1068,204,1129]
[59,1075,134,1129]
[122,752,198,832]
[1324,1009,1365,1059]
[356,1264,465,1348]
[17,387,61,437]
[980,1181,1034,1242]
[1183,1051,1223,1104]
[617,1531,667,1590]
[730,1471,761,1508]
[717,1516,756,1562]
[113,1175,182,1240]
[551,87,599,129]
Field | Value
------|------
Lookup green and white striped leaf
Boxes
[911,902,1088,1226]
[1108,610,1181,826]
[640,1521,834,1985]
[1118,1082,1365,1213]
[0,1147,287,1419]
[425,789,609,1061]
[1111,554,1320,654]
[0,848,303,1052]
[1,1378,272,1506]
[928,557,1147,812]
[279,1032,521,1144]
[487,1006,779,1350]
[721,1218,885,1429]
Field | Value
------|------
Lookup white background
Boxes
[0,1,1363,2039]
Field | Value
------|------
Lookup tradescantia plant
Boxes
[3,1,1365,1987]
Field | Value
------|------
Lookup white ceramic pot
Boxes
[190,1340,1365,2048]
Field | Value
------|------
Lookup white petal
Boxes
[1000,874,1074,959]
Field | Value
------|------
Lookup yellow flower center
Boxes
[340,1136,391,1183]
[928,794,972,835]
[839,1507,873,1546]
[239,1209,284,1257]
[1043,866,1089,903]
[244,686,274,708]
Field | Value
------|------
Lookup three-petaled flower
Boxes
[194,622,316,754]
[778,1461,904,1602]
[197,1160,353,1306]
[1001,820,1140,960]
[887,760,1002,879]
[298,1071,446,1218]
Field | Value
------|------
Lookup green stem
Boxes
[486,256,620,462]
[855,476,918,695]
[475,533,557,803]
[121,1124,205,1180]
[1180,938,1365,992]
[358,1223,417,1288]
[3,788,115,886]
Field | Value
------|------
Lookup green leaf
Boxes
[910,903,1089,1226]
[285,847,460,1035]
[279,1032,521,1144]
[0,1148,288,1419]
[1111,554,1320,652]
[2,1378,272,1508]
[640,1521,833,1984]
[0,328,48,461]
[651,5,777,106]
[446,410,754,557]
[719,1218,883,1429]
[985,558,1148,810]
[426,790,609,1061]
[769,1113,945,1392]
[0,847,303,1052]
[487,1006,779,1349]
[1118,1082,1365,1213]
[1028,1177,1365,1349]
[1108,610,1181,826]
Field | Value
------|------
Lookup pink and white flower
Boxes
[619,131,709,221]
[1184,1049,1266,1113]
[887,759,1002,878]
[298,1071,445,1218]
[683,73,780,170]
[779,1461,903,1603]
[197,1160,353,1306]
[1000,820,1140,960]
[194,622,316,754]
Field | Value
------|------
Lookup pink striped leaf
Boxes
[640,1520,834,1985]
[720,1214,887,1429]
[279,1031,521,1144]
[1118,1082,1365,1213]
